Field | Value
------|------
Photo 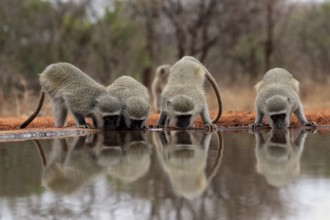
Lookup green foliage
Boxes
[103,4,136,48]
[2,0,330,90]
[233,34,264,72]
[0,0,145,82]
[284,1,330,77]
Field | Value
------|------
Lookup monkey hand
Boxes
[303,121,317,128]
[77,124,95,129]
[301,126,317,134]
[204,123,217,132]
[154,124,167,129]
[249,123,262,132]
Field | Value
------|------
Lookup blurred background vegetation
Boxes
[1,0,330,116]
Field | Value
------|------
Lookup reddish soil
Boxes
[1,110,330,132]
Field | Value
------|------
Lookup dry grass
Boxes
[1,80,330,117]
[207,85,255,112]
[299,79,330,111]
[208,79,330,113]
[0,91,53,117]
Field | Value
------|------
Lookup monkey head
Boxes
[95,93,122,129]
[122,96,150,129]
[264,95,292,128]
[156,64,171,81]
[167,95,195,129]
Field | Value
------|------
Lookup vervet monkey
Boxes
[251,68,316,129]
[157,56,222,130]
[151,64,171,112]
[107,76,150,129]
[19,63,121,129]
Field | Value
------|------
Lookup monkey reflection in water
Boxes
[255,129,310,187]
[99,131,152,183]
[34,134,103,195]
[35,131,153,194]
[154,130,223,199]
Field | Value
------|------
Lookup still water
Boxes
[0,129,330,220]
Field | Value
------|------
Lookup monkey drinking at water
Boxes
[157,56,222,130]
[19,62,121,129]
[106,75,150,129]
[251,68,316,129]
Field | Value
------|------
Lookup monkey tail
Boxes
[33,139,47,167]
[19,91,45,129]
[205,73,222,123]
[206,131,223,179]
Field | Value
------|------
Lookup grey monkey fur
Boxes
[151,64,171,113]
[106,75,150,129]
[19,62,121,129]
[251,68,316,129]
[157,56,222,130]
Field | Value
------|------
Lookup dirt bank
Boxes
[1,110,330,131]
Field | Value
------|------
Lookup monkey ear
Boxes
[196,66,204,77]
[291,78,300,93]
[160,68,165,74]
[254,81,263,92]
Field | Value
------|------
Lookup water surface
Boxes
[0,129,330,220]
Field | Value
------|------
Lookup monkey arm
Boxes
[294,104,317,127]
[53,98,68,127]
[72,113,90,128]
[200,106,213,125]
[254,110,264,126]
[249,110,264,130]
[294,105,308,124]
[157,111,168,127]
[200,106,216,131]
[88,114,98,128]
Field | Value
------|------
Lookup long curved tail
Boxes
[205,73,222,123]
[206,131,223,179]
[33,140,47,167]
[19,91,45,128]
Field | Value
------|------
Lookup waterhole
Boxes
[0,129,329,220]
